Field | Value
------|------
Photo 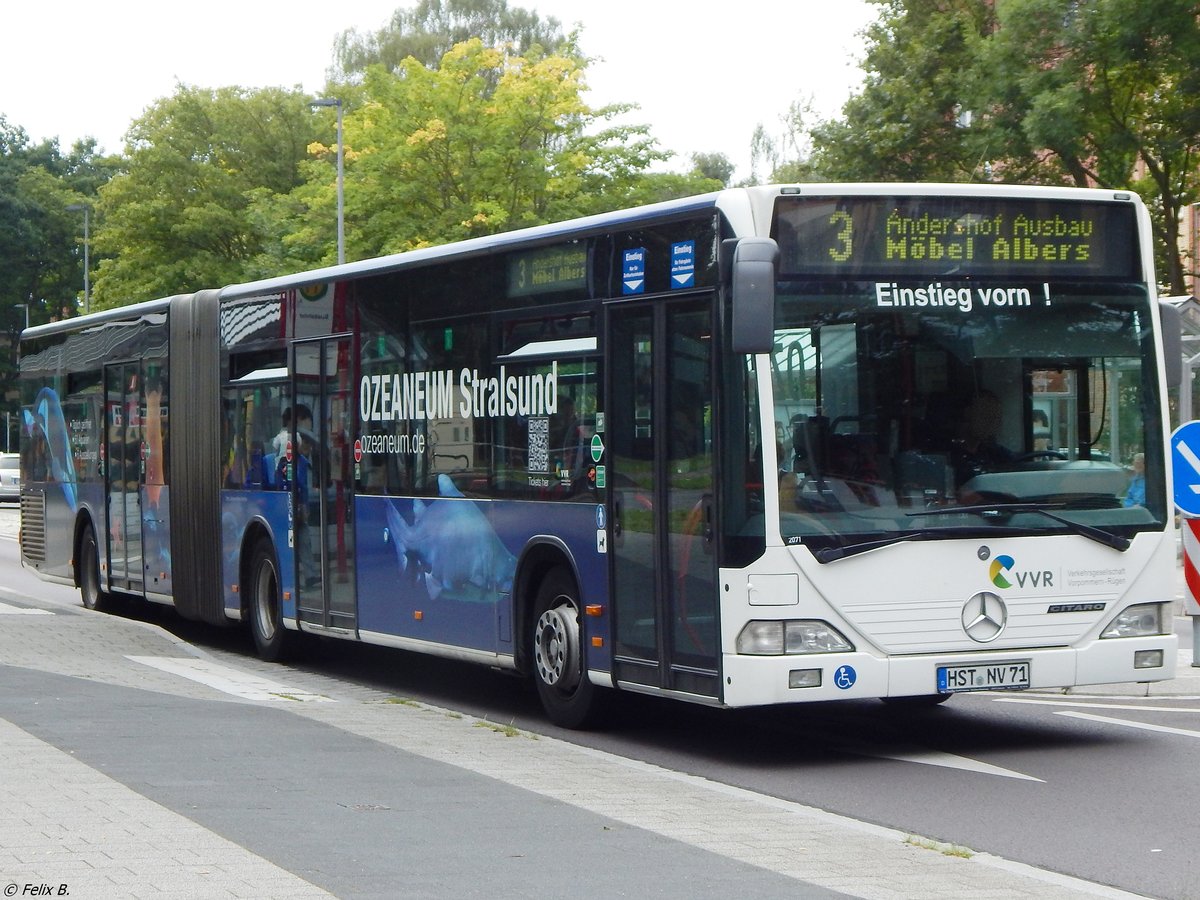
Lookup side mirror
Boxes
[730,237,778,354]
[1159,299,1182,387]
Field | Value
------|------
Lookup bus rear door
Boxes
[104,361,143,595]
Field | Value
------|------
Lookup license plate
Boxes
[937,661,1030,693]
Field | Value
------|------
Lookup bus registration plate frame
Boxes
[937,660,1031,693]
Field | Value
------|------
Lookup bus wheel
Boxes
[79,523,110,612]
[248,540,291,662]
[532,568,606,729]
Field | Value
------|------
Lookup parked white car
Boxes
[0,453,20,502]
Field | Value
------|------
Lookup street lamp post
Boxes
[66,203,91,313]
[310,98,344,265]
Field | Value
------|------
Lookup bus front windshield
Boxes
[770,281,1166,558]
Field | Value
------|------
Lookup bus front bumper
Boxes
[719,633,1179,707]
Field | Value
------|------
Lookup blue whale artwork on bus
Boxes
[384,474,516,603]
[356,478,519,651]
[25,387,77,511]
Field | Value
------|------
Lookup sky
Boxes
[2,0,875,182]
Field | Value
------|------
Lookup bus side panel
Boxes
[33,482,98,580]
[220,490,293,618]
[355,497,605,657]
[141,483,171,597]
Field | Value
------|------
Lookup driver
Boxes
[951,391,1014,488]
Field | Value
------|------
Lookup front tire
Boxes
[248,540,293,662]
[78,523,111,612]
[532,567,607,729]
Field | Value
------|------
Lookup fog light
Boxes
[789,669,822,688]
[1134,649,1164,669]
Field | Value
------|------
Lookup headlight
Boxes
[737,620,854,655]
[1100,603,1166,638]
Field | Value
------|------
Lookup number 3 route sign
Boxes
[1171,421,1200,516]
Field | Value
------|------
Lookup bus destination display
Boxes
[773,196,1138,279]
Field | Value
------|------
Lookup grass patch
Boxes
[904,835,974,859]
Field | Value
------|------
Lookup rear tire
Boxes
[248,540,294,662]
[532,567,607,729]
[78,523,111,612]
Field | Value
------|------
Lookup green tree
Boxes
[91,85,321,307]
[0,122,107,327]
[0,119,112,433]
[333,0,568,75]
[974,0,1200,293]
[311,40,671,256]
[690,152,734,188]
[750,97,824,184]
[809,0,994,182]
[811,0,1200,293]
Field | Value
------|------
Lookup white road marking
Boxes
[995,697,1200,713]
[127,656,333,703]
[851,745,1044,782]
[0,600,53,615]
[1057,710,1200,738]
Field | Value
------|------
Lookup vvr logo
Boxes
[990,554,1054,590]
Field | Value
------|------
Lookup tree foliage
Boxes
[0,121,111,326]
[91,86,321,307]
[976,0,1200,292]
[307,40,676,256]
[332,0,568,75]
[809,0,1200,292]
[808,0,994,182]
[0,117,115,428]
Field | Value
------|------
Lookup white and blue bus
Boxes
[19,184,1180,726]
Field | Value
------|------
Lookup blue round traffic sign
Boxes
[1171,421,1200,516]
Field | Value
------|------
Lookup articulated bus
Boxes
[19,184,1180,727]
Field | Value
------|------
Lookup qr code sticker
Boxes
[528,416,549,473]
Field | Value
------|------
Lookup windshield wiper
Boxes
[907,503,1129,551]
[813,532,930,563]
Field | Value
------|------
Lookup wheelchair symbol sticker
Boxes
[834,665,857,690]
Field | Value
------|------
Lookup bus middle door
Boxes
[290,336,356,632]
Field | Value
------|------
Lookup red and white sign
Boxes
[285,439,293,463]
[353,439,363,463]
[1182,518,1200,616]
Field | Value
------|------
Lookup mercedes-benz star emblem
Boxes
[962,591,1007,643]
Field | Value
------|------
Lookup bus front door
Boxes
[291,336,356,632]
[104,362,143,595]
[608,296,720,699]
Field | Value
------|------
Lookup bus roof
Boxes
[219,190,724,301]
[20,294,182,343]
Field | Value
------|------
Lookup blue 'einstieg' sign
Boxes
[670,241,695,289]
[622,247,645,295]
